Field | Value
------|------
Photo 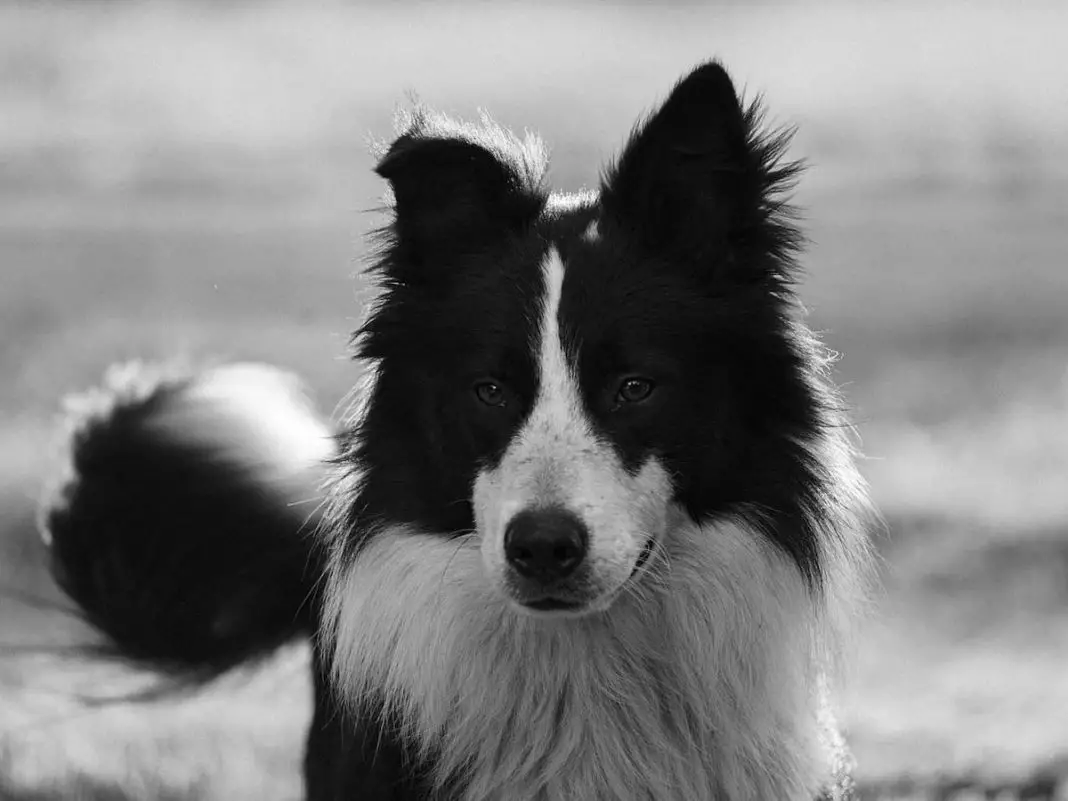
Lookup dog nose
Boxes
[504,507,589,582]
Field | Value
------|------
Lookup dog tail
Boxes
[37,360,336,679]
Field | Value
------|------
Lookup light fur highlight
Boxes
[147,362,336,496]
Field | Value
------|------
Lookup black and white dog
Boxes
[41,62,873,800]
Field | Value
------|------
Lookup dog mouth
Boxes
[516,535,659,614]
[629,536,656,577]
[523,597,583,612]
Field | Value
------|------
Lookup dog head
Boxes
[340,62,832,617]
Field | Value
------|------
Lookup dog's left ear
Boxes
[600,62,801,279]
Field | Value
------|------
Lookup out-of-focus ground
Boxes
[1,2,1067,798]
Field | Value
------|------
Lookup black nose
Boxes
[504,507,589,582]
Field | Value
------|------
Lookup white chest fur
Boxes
[324,515,853,800]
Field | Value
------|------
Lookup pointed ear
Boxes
[375,112,547,253]
[600,62,802,278]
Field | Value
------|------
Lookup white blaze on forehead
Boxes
[534,247,581,447]
[517,245,610,511]
[474,246,673,604]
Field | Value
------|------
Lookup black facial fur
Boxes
[563,62,833,584]
[341,63,840,586]
[339,111,550,543]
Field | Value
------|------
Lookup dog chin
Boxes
[505,591,621,620]
[508,596,598,619]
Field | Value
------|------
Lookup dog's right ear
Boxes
[375,114,547,253]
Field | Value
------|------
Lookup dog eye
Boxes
[474,381,507,407]
[617,377,655,404]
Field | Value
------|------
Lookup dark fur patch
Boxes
[342,122,545,543]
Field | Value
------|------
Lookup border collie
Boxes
[40,62,873,800]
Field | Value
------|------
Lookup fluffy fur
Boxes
[41,61,874,801]
[40,360,334,673]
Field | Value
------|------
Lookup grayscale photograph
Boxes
[0,2,1064,799]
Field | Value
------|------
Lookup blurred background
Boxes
[1,1,1066,799]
